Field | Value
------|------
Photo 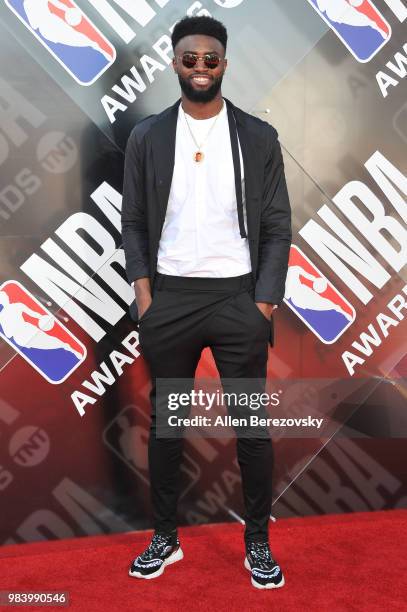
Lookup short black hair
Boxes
[171,16,227,53]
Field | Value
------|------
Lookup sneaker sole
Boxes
[129,547,184,580]
[244,557,285,590]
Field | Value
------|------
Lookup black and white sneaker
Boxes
[244,541,285,589]
[129,532,183,580]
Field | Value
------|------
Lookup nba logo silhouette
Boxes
[0,280,86,383]
[284,246,355,344]
[4,0,116,85]
[306,0,391,62]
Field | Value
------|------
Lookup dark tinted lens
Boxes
[182,53,198,68]
[204,54,221,69]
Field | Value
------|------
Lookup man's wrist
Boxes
[257,301,278,310]
[130,277,152,303]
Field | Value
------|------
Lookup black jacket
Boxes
[121,97,292,345]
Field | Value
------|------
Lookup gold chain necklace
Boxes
[182,101,224,163]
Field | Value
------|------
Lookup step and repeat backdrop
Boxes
[0,0,406,544]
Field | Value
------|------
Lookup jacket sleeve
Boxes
[121,128,150,284]
[254,126,292,305]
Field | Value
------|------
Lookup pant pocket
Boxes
[245,290,274,347]
[245,290,271,325]
[138,290,161,324]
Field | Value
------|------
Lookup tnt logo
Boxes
[307,0,391,62]
[0,280,86,383]
[9,425,50,467]
[284,246,355,344]
[4,0,116,85]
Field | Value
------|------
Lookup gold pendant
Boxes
[194,151,204,163]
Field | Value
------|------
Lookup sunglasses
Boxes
[176,53,222,69]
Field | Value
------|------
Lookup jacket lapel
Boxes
[224,97,263,240]
[150,98,181,227]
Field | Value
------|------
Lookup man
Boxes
[121,15,291,590]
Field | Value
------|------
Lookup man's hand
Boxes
[255,302,275,321]
[132,277,152,319]
[137,295,153,319]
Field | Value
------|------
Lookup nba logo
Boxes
[284,245,355,344]
[0,280,86,383]
[306,0,391,62]
[4,0,116,85]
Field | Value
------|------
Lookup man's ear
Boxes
[172,57,177,73]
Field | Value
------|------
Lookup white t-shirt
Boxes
[156,99,251,277]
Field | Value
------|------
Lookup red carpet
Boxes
[1,510,406,611]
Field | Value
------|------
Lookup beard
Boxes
[178,73,223,103]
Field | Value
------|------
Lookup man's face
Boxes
[172,34,227,103]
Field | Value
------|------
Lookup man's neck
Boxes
[181,93,224,119]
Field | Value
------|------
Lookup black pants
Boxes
[138,271,273,545]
